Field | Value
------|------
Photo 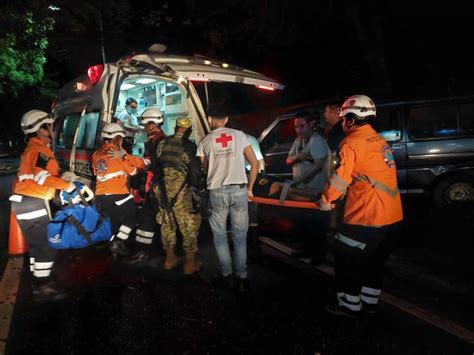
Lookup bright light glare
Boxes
[136,78,157,84]
[121,83,136,90]
[48,5,60,11]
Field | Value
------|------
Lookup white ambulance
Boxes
[52,44,284,182]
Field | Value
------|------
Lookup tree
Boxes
[0,11,55,97]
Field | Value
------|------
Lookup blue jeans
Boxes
[209,185,249,278]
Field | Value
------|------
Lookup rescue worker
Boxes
[154,117,204,274]
[124,108,166,266]
[92,123,149,257]
[10,110,76,301]
[319,95,403,317]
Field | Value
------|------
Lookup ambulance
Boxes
[52,43,284,183]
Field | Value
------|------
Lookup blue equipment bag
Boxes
[47,192,112,249]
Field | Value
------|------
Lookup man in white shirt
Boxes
[197,104,259,293]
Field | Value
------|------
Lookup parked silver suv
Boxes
[258,95,474,207]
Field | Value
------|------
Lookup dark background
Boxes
[1,0,473,143]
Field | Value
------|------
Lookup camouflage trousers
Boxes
[154,169,201,252]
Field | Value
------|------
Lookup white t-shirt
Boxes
[197,127,250,190]
[288,132,330,192]
[245,134,263,171]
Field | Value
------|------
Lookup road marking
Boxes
[0,257,24,355]
[259,236,474,345]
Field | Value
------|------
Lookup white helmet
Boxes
[21,110,54,134]
[141,107,163,125]
[101,123,126,139]
[339,95,376,119]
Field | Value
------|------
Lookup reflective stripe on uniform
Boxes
[116,232,129,240]
[361,294,380,304]
[115,194,133,206]
[30,257,35,271]
[119,225,132,234]
[9,195,23,202]
[34,269,51,277]
[354,174,399,197]
[34,170,51,185]
[136,229,154,244]
[97,170,127,182]
[329,173,348,194]
[337,292,362,311]
[33,261,54,278]
[361,286,381,296]
[136,236,153,244]
[35,261,54,270]
[16,208,48,220]
[129,168,137,176]
[143,159,151,166]
[18,174,34,181]
[334,232,366,250]
[136,229,154,237]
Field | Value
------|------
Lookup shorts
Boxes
[252,173,274,197]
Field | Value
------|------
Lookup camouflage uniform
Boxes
[153,132,202,252]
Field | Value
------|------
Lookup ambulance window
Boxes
[57,113,80,148]
[76,112,100,150]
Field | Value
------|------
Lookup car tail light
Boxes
[256,85,275,91]
[87,64,104,86]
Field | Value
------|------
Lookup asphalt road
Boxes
[0,166,473,354]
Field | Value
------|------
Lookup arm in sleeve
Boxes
[121,154,145,176]
[321,143,356,204]
[19,150,70,190]
[123,154,147,169]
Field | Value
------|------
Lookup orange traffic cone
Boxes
[9,210,28,255]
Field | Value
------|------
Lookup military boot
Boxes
[183,251,201,275]
[163,248,180,270]
[122,250,151,267]
[33,280,67,302]
[109,238,131,257]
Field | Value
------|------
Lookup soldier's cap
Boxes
[176,117,192,129]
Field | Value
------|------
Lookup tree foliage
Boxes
[0,11,55,97]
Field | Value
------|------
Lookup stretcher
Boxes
[249,196,321,210]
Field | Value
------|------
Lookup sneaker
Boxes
[33,281,67,302]
[324,303,360,319]
[109,238,131,257]
[121,250,151,267]
[235,277,251,294]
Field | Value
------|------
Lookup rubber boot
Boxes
[183,251,201,275]
[163,248,180,270]
[33,280,67,302]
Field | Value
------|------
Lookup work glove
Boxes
[61,171,79,182]
[107,148,127,160]
[318,199,332,211]
[60,181,94,205]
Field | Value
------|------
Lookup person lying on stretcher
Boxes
[252,172,321,202]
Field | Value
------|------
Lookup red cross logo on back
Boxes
[215,133,233,148]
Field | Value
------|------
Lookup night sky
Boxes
[1,1,473,139]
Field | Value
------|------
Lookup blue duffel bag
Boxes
[47,192,112,249]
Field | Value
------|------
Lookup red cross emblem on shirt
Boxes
[215,133,233,148]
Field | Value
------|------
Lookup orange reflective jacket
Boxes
[14,137,70,199]
[93,143,147,195]
[321,125,403,226]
